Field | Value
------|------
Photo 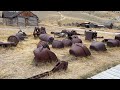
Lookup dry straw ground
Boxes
[0,24,120,79]
[1,11,120,79]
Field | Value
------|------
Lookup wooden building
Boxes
[2,11,39,26]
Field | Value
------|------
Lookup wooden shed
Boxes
[2,11,39,26]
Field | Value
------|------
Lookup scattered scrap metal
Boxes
[85,30,103,41]
[27,61,68,79]
[33,27,46,38]
[0,30,27,47]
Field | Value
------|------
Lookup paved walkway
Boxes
[89,64,120,79]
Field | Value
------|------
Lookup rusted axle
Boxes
[0,42,15,47]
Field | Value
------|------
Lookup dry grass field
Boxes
[1,11,120,79]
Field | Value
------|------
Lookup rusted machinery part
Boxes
[16,33,25,40]
[52,40,64,48]
[69,43,91,57]
[115,34,120,41]
[7,35,19,46]
[96,36,104,38]
[37,41,50,50]
[107,39,120,47]
[51,61,68,73]
[0,42,15,47]
[27,61,68,79]
[33,46,58,63]
[90,41,107,51]
[33,27,46,38]
[51,32,67,38]
[85,30,97,41]
[102,39,113,43]
[71,35,79,39]
[72,38,82,44]
[39,34,54,43]
[62,39,72,47]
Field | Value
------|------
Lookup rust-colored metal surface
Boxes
[85,30,97,41]
[37,41,50,50]
[7,35,19,46]
[107,39,120,47]
[51,61,68,73]
[33,27,46,38]
[102,39,113,42]
[27,61,68,79]
[0,42,15,47]
[52,40,64,48]
[72,38,82,44]
[39,34,54,44]
[62,39,72,47]
[115,34,120,41]
[33,46,58,63]
[71,35,79,39]
[69,43,91,57]
[90,41,107,51]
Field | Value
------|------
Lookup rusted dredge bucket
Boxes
[37,41,50,50]
[39,34,54,44]
[62,39,72,47]
[33,46,58,63]
[90,41,107,51]
[69,43,91,57]
[52,40,64,48]
[107,39,120,47]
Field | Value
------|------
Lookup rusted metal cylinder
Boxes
[39,34,54,43]
[107,39,120,47]
[0,42,15,47]
[90,41,107,51]
[69,43,91,57]
[115,34,120,41]
[37,41,50,50]
[62,39,72,47]
[7,35,19,46]
[33,46,58,63]
[7,32,27,46]
[72,38,82,44]
[52,40,64,48]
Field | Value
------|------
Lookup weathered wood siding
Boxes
[12,18,17,26]
[28,17,38,26]
[18,17,25,26]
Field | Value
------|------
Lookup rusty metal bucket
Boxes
[62,39,72,47]
[90,41,107,51]
[69,43,91,57]
[52,40,64,48]
[37,41,50,50]
[39,34,54,44]
[107,39,120,47]
[33,46,58,63]
[72,38,82,44]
